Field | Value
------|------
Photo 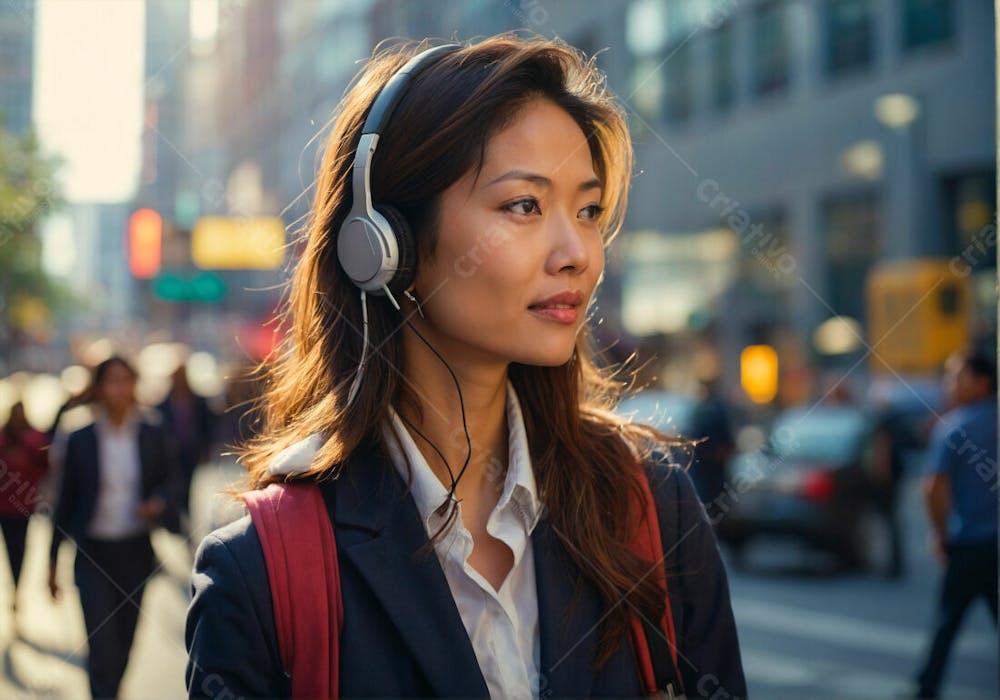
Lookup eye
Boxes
[579,204,605,221]
[504,197,541,216]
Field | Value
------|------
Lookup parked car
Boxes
[618,389,745,499]
[715,405,892,573]
[616,390,699,438]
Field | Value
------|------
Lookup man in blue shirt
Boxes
[913,347,997,699]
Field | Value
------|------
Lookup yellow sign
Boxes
[741,344,779,404]
[192,217,286,269]
[866,258,971,375]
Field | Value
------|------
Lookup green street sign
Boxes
[152,271,227,302]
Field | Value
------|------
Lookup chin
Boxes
[512,343,577,368]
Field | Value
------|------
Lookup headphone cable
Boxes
[345,289,369,409]
[384,286,473,512]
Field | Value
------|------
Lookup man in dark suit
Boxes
[157,364,215,527]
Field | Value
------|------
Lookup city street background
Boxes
[0,0,996,698]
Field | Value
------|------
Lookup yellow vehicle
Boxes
[865,258,972,375]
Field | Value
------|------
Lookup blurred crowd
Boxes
[0,346,262,698]
[0,339,994,699]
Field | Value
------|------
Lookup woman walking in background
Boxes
[0,400,49,615]
[48,355,177,699]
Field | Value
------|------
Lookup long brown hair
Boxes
[241,33,687,668]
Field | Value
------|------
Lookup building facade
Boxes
[136,0,994,398]
[0,0,34,135]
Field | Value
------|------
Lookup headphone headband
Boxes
[362,43,462,136]
[337,43,461,295]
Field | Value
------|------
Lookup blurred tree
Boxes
[0,119,70,368]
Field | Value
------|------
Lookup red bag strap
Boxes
[243,482,343,699]
[628,465,685,697]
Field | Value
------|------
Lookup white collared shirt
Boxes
[88,412,146,540]
[383,381,543,700]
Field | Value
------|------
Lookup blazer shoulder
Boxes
[188,514,288,699]
[63,423,98,463]
[642,457,749,698]
[644,458,704,521]
[66,422,97,444]
[642,458,719,575]
[196,513,266,579]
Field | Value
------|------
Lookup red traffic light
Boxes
[128,208,162,278]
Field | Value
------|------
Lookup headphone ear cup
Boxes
[375,204,417,296]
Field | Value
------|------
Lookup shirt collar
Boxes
[382,380,542,534]
[498,380,543,530]
[93,408,140,437]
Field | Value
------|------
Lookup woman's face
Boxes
[97,363,136,414]
[411,97,605,368]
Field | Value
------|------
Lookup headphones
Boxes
[337,43,461,298]
[335,43,475,502]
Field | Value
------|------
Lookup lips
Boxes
[529,290,585,308]
[528,290,584,324]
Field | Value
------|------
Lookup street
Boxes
[728,472,997,699]
[0,463,995,699]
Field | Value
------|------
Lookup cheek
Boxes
[590,237,606,281]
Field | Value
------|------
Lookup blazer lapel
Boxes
[323,440,490,698]
[137,422,155,496]
[533,516,602,698]
[78,425,101,531]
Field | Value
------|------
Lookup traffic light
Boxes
[128,208,162,278]
[741,344,779,404]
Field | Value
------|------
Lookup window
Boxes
[901,0,954,51]
[822,191,882,322]
[708,22,734,111]
[942,170,996,271]
[627,0,668,55]
[631,56,665,123]
[740,208,795,320]
[824,0,874,77]
[662,39,694,123]
[627,0,668,124]
[752,1,791,96]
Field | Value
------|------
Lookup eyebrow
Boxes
[485,169,602,193]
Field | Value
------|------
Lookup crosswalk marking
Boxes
[733,597,996,662]
[741,649,985,698]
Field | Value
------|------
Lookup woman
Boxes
[186,34,746,699]
[49,356,177,699]
[0,401,49,612]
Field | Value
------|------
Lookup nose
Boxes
[545,208,590,275]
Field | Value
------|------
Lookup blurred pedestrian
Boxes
[0,401,49,612]
[217,362,264,453]
[689,379,735,507]
[872,406,908,578]
[911,347,998,699]
[48,355,178,700]
[186,35,746,699]
[157,363,215,527]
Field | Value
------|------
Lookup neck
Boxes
[397,325,509,500]
[104,407,130,428]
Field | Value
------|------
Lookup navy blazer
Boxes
[185,440,747,699]
[50,419,178,560]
